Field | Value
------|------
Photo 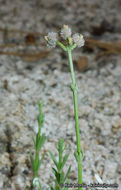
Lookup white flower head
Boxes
[45,32,58,48]
[60,25,72,40]
[47,40,57,48]
[48,32,58,42]
[72,33,85,47]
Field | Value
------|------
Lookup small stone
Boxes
[74,56,88,71]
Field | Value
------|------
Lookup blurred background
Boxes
[0,0,121,66]
[0,0,121,190]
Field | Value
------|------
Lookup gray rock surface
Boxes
[0,0,121,189]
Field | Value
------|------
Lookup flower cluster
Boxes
[72,33,85,47]
[45,32,58,48]
[60,25,72,40]
[45,25,85,49]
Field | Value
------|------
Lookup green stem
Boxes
[34,151,39,177]
[56,41,67,51]
[67,47,82,190]
[33,151,42,190]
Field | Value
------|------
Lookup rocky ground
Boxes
[0,0,121,190]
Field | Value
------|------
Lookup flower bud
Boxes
[45,32,58,48]
[60,25,72,40]
[48,32,58,42]
[48,41,56,48]
[72,33,85,47]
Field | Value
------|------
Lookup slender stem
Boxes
[56,41,67,51]
[34,151,39,177]
[67,47,82,190]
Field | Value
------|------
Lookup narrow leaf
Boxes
[61,153,69,170]
[49,151,58,169]
[64,165,71,182]
[58,138,64,171]
[52,167,58,176]
[36,133,46,151]
[34,159,39,172]
[74,151,79,162]
[32,136,36,148]
[38,153,46,168]
[58,138,64,153]
[30,152,34,170]
[60,171,65,184]
[52,168,60,183]
[80,149,84,161]
[49,184,55,190]
[38,113,44,128]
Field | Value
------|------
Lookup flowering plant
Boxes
[28,25,85,190]
[45,25,84,49]
[45,25,85,190]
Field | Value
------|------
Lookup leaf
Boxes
[32,136,36,147]
[63,144,68,152]
[49,151,58,169]
[64,187,69,190]
[36,135,40,150]
[74,150,84,163]
[64,165,71,182]
[58,138,64,153]
[49,184,55,190]
[37,101,44,131]
[80,149,84,161]
[74,151,79,162]
[52,167,57,176]
[38,113,44,128]
[36,133,46,152]
[38,101,43,110]
[58,138,64,171]
[52,168,60,184]
[38,153,46,168]
[60,171,65,184]
[34,157,40,172]
[30,152,34,170]
[61,153,69,170]
[38,183,42,190]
